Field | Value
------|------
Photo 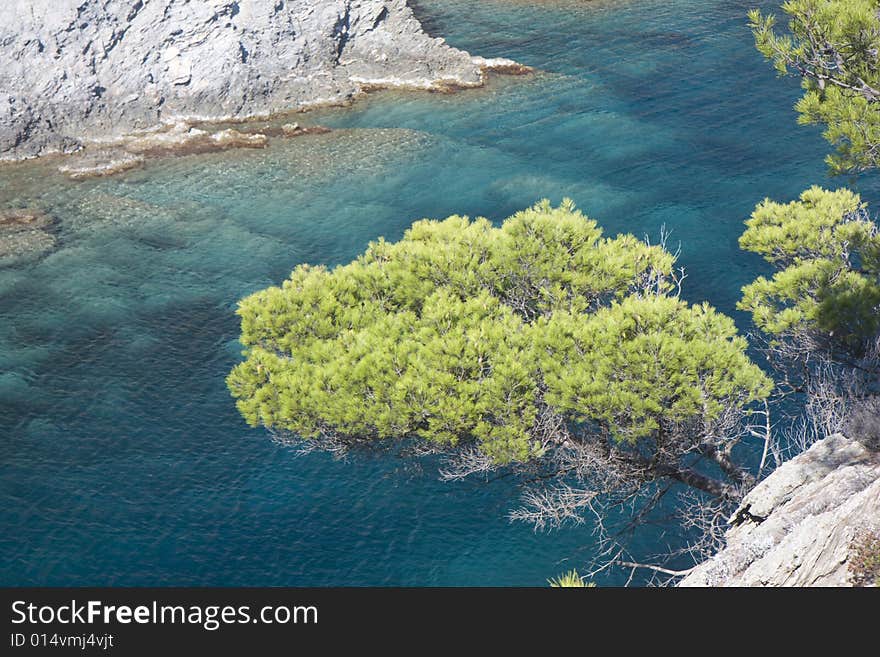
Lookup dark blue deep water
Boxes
[2,0,877,585]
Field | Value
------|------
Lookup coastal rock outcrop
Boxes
[55,120,334,179]
[679,434,880,587]
[0,0,525,160]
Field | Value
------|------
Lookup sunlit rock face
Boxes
[680,434,880,587]
[0,0,495,159]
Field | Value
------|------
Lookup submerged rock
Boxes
[122,123,269,156]
[0,0,524,161]
[279,124,332,138]
[0,208,52,231]
[0,208,56,263]
[679,434,880,587]
[57,122,278,178]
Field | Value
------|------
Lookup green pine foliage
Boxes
[536,296,767,442]
[228,200,771,467]
[548,570,595,587]
[739,186,880,351]
[750,0,880,173]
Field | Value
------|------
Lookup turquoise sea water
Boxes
[1,0,876,585]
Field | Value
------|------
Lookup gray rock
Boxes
[0,0,518,160]
[679,434,880,587]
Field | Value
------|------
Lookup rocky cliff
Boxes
[679,434,880,587]
[0,0,517,160]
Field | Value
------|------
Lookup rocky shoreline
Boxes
[679,434,880,587]
[0,0,531,167]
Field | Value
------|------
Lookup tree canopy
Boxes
[229,200,772,521]
[739,186,880,354]
[750,0,880,173]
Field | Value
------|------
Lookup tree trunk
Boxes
[654,462,736,499]
[701,443,754,487]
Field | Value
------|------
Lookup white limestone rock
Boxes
[679,434,880,587]
[0,0,495,160]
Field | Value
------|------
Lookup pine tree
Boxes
[751,0,880,173]
[228,201,772,529]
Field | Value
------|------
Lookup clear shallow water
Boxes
[1,0,877,585]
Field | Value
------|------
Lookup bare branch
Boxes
[612,560,695,577]
[439,447,498,481]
